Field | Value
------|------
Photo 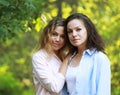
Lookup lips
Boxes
[72,38,79,42]
[52,43,60,47]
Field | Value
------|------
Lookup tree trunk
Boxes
[56,0,62,17]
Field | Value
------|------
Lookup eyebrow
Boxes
[67,25,82,30]
[52,31,64,35]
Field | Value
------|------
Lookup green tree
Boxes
[0,0,35,43]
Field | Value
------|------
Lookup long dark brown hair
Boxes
[65,13,105,53]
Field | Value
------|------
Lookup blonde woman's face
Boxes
[50,26,66,52]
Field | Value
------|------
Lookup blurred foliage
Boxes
[0,0,35,43]
[0,0,120,95]
[0,67,21,95]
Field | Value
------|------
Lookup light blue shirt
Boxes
[62,48,111,95]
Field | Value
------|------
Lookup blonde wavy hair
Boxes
[37,17,68,59]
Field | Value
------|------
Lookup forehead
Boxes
[53,26,65,34]
[67,19,85,29]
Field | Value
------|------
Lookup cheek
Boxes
[81,30,87,39]
[84,32,88,40]
[50,36,54,41]
[62,39,66,45]
[60,39,66,47]
[49,37,54,45]
[68,35,72,41]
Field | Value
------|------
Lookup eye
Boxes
[76,28,81,32]
[52,32,58,36]
[60,34,65,39]
[67,30,72,34]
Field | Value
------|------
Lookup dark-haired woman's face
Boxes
[67,19,87,48]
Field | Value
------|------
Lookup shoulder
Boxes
[94,51,109,60]
[32,49,48,60]
[32,49,50,67]
[94,51,110,66]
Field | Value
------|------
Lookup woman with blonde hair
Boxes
[32,17,68,95]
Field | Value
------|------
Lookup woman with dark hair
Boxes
[32,17,68,95]
[61,13,111,95]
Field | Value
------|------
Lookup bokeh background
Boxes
[0,0,120,95]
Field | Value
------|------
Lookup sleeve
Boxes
[96,53,111,95]
[32,52,65,93]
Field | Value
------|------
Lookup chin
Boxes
[73,44,80,47]
[53,48,59,51]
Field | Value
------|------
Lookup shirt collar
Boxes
[83,48,96,56]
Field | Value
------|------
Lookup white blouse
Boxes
[66,65,80,95]
[32,49,65,95]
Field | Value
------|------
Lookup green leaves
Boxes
[0,71,21,95]
[0,0,35,43]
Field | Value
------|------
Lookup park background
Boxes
[0,0,120,95]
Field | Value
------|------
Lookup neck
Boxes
[77,46,86,54]
[54,51,63,61]
[54,50,59,56]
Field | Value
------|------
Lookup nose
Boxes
[56,36,60,41]
[72,30,77,37]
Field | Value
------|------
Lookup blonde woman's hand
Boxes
[59,53,72,76]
